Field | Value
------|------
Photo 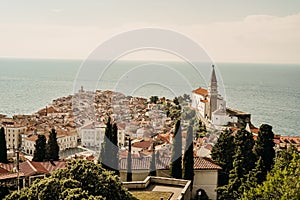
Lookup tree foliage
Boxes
[170,120,182,179]
[45,129,59,161]
[234,129,256,173]
[32,134,47,162]
[100,117,119,174]
[253,124,275,181]
[215,129,256,199]
[242,146,300,200]
[211,129,235,186]
[100,117,112,170]
[126,138,132,182]
[0,127,8,163]
[149,96,159,104]
[5,159,136,200]
[111,123,119,175]
[183,125,194,183]
[149,143,157,176]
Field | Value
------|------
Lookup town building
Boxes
[119,156,221,200]
[192,65,251,128]
[0,122,27,149]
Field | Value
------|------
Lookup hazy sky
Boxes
[1,0,300,63]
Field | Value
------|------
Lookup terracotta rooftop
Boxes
[192,87,208,97]
[0,160,66,177]
[194,157,222,170]
[119,156,221,171]
[132,141,152,149]
[0,167,8,174]
[26,135,38,142]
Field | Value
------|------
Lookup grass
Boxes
[131,191,173,200]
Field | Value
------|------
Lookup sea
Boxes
[0,58,299,136]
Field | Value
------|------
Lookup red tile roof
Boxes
[132,141,152,149]
[193,87,208,97]
[0,167,8,174]
[194,157,222,170]
[40,161,66,173]
[0,172,25,180]
[119,156,221,171]
[0,160,66,177]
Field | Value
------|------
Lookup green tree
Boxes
[194,119,207,139]
[170,120,182,179]
[100,117,112,170]
[217,129,256,200]
[45,129,60,161]
[253,124,275,181]
[0,127,8,163]
[149,143,156,176]
[0,185,9,199]
[32,134,47,162]
[183,125,194,184]
[149,96,159,104]
[242,156,265,191]
[173,97,179,105]
[234,128,256,173]
[111,123,119,175]
[126,138,132,182]
[242,146,300,200]
[5,159,136,200]
[211,129,235,186]
[219,146,245,200]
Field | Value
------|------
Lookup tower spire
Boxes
[208,65,218,119]
[210,65,217,84]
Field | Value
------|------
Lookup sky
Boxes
[0,0,300,63]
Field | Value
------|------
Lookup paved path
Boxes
[146,184,183,200]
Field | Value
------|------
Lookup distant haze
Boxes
[0,1,300,63]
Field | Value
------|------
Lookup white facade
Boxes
[57,131,78,151]
[2,125,27,149]
[22,130,78,155]
[191,89,209,118]
[23,136,36,155]
[79,123,105,149]
[193,170,219,200]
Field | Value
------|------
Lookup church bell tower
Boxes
[208,65,218,119]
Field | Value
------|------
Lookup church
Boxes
[191,65,250,128]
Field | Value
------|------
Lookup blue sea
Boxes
[0,58,299,136]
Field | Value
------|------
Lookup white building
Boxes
[22,129,78,156]
[1,124,27,149]
[79,123,106,149]
[79,122,126,149]
[192,65,237,126]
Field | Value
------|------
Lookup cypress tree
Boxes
[32,134,47,162]
[211,129,235,186]
[242,156,265,192]
[170,120,182,179]
[225,146,245,199]
[149,143,156,176]
[234,128,256,173]
[183,125,194,183]
[111,123,119,175]
[219,129,256,199]
[45,129,60,161]
[100,117,112,170]
[254,124,275,180]
[126,138,132,182]
[0,127,8,163]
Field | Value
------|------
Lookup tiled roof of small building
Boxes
[119,156,221,171]
[192,87,208,97]
[194,157,222,170]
